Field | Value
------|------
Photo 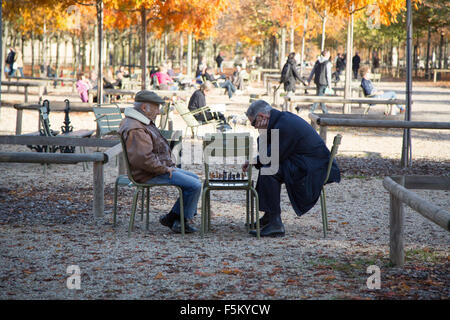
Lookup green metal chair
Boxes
[320,134,342,238]
[172,100,221,138]
[113,131,185,236]
[92,103,124,137]
[201,132,260,239]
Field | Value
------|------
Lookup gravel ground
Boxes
[0,81,449,300]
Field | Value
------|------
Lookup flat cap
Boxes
[134,90,166,104]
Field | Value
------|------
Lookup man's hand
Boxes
[167,167,176,179]
[242,160,250,173]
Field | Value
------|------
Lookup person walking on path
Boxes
[13,47,24,77]
[215,52,224,74]
[280,52,304,112]
[307,50,332,113]
[352,52,361,79]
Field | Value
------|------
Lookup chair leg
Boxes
[320,190,327,238]
[322,188,329,231]
[146,188,150,230]
[178,188,185,236]
[206,189,211,232]
[201,186,208,237]
[113,180,119,227]
[250,187,260,239]
[246,189,250,232]
[128,188,140,237]
[140,188,144,221]
[250,188,255,229]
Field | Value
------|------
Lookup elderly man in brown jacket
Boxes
[118,90,201,233]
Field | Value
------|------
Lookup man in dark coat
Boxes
[215,52,224,73]
[352,52,361,79]
[280,52,304,112]
[243,100,340,237]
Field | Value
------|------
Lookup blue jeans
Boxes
[375,91,403,110]
[220,80,236,98]
[145,168,202,220]
[311,85,328,113]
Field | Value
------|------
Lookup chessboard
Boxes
[208,170,248,182]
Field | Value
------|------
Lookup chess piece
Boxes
[223,171,227,180]
[237,173,240,179]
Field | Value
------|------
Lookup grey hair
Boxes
[245,100,272,118]
[133,101,145,109]
[200,81,213,91]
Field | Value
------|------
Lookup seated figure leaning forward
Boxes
[118,90,202,233]
[243,100,341,237]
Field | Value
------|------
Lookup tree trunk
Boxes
[128,28,132,73]
[279,27,286,69]
[299,6,309,77]
[140,7,147,90]
[321,11,327,52]
[187,32,192,77]
[425,25,431,79]
[96,0,104,105]
[55,34,61,74]
[289,26,295,53]
[179,33,184,72]
[344,12,354,114]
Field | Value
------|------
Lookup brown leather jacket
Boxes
[118,108,175,183]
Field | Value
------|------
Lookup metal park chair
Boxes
[113,132,185,236]
[172,100,221,139]
[320,134,342,238]
[201,132,260,239]
[92,103,124,137]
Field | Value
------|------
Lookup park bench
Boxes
[0,135,122,218]
[383,175,450,267]
[7,75,77,93]
[285,95,406,115]
[432,69,450,82]
[308,113,450,163]
[1,81,44,103]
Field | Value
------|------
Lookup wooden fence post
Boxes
[93,161,104,218]
[15,109,23,135]
[389,177,405,267]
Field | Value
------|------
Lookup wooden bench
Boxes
[7,76,77,93]
[1,81,44,103]
[432,69,450,82]
[308,112,450,144]
[0,135,122,218]
[286,95,406,115]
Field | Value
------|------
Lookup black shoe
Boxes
[159,211,178,228]
[249,222,285,237]
[171,219,198,234]
[246,213,271,229]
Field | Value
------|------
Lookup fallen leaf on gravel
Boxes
[323,275,336,281]
[154,272,166,280]
[262,288,276,296]
[220,268,242,275]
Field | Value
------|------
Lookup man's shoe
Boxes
[246,213,271,229]
[171,219,198,234]
[159,212,178,228]
[249,222,285,237]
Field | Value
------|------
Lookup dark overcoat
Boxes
[256,109,340,216]
[281,57,301,93]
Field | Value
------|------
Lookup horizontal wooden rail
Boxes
[311,117,450,130]
[0,135,119,148]
[0,152,106,164]
[383,176,450,267]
